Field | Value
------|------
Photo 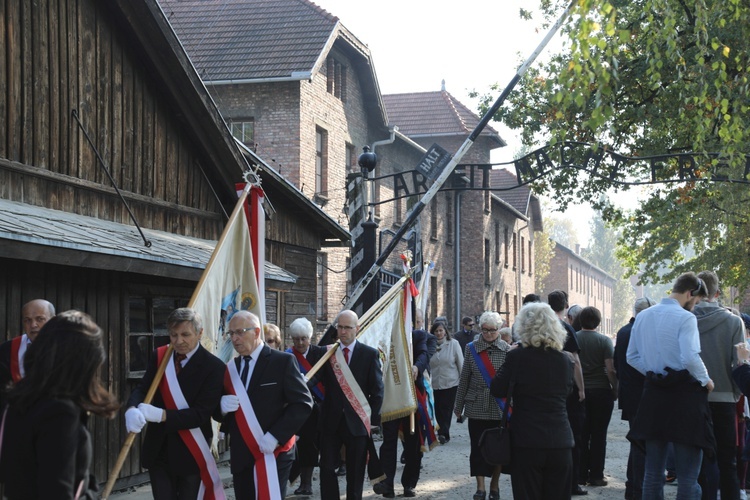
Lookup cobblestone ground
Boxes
[111,409,682,499]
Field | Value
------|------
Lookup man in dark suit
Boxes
[286,317,327,496]
[125,307,226,499]
[0,299,56,401]
[453,316,477,353]
[376,327,430,497]
[216,310,312,499]
[318,309,384,500]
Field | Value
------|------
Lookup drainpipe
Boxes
[516,222,529,322]
[368,126,398,216]
[454,190,462,330]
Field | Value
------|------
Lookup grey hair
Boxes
[289,317,313,338]
[478,311,503,330]
[167,307,203,334]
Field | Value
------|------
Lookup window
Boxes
[128,295,189,378]
[430,198,438,239]
[494,222,500,263]
[445,193,453,244]
[504,293,510,324]
[504,226,509,267]
[346,143,357,173]
[521,236,526,273]
[445,279,454,325]
[512,233,517,270]
[528,240,533,275]
[327,56,347,101]
[230,119,254,147]
[513,295,518,316]
[484,239,491,285]
[315,127,328,199]
[430,276,438,323]
[316,253,327,320]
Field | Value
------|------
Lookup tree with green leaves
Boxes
[475,0,750,290]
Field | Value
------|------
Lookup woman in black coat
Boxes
[491,302,575,500]
[0,310,119,499]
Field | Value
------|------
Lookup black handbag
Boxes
[479,381,513,466]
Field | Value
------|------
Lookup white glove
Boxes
[125,407,146,433]
[258,432,278,454]
[138,403,164,423]
[220,395,240,415]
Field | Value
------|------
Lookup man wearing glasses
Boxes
[216,311,313,499]
[454,316,478,353]
[317,310,384,500]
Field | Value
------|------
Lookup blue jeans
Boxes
[643,441,703,500]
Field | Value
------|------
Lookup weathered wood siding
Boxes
[0,0,225,239]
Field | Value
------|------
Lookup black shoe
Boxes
[473,491,486,500]
[403,486,416,497]
[293,485,313,496]
[438,435,447,444]
[336,464,347,476]
[489,490,500,500]
[373,482,395,498]
[589,478,608,487]
[572,485,588,496]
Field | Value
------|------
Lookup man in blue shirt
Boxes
[627,272,714,499]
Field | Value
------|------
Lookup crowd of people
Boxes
[3,270,750,500]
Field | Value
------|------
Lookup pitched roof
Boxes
[382,91,505,147]
[160,0,339,82]
[491,168,543,231]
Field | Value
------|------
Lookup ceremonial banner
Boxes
[191,185,263,364]
[356,278,417,422]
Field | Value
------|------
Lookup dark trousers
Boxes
[148,464,201,500]
[625,419,645,500]
[233,449,294,500]
[320,419,368,500]
[434,386,458,441]
[580,388,614,481]
[699,402,740,500]
[380,417,422,489]
[510,447,573,500]
[567,394,585,489]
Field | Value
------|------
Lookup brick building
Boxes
[163,0,542,332]
[542,242,617,336]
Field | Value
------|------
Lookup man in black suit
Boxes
[0,299,56,399]
[286,317,327,496]
[376,327,430,497]
[216,310,312,499]
[318,309,384,500]
[125,308,226,499]
[453,316,477,353]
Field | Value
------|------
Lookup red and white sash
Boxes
[329,345,371,434]
[9,335,27,383]
[223,359,295,500]
[156,347,225,500]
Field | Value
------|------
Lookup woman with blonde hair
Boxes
[264,323,283,350]
[454,311,510,500]
[491,302,575,500]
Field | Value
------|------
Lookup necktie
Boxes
[174,353,187,374]
[240,355,252,386]
[343,347,350,364]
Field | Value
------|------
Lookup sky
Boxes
[312,0,595,244]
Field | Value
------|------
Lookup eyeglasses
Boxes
[336,324,355,330]
[227,327,254,337]
[481,328,498,334]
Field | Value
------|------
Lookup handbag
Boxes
[479,380,513,466]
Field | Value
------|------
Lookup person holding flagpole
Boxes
[317,309,384,500]
[124,308,226,500]
[216,310,313,499]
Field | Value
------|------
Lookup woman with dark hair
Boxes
[0,310,119,499]
[491,302,574,500]
[429,320,463,444]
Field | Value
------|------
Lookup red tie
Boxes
[343,347,350,364]
[174,353,187,374]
